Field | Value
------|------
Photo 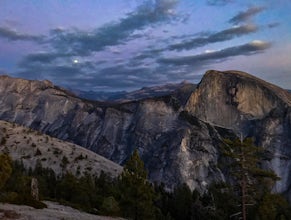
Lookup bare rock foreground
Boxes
[0,201,124,220]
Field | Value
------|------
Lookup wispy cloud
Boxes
[18,52,65,66]
[207,0,234,6]
[168,24,258,51]
[12,1,276,91]
[46,0,179,56]
[229,6,266,24]
[267,22,280,28]
[0,27,43,42]
[18,63,162,91]
[14,0,184,89]
[159,40,271,66]
[14,0,180,73]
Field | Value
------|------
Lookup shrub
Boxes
[11,193,47,209]
[53,148,62,156]
[0,154,12,190]
[61,156,69,168]
[100,196,120,216]
[86,167,92,171]
[0,137,7,145]
[74,154,85,161]
[0,191,18,203]
[35,148,42,156]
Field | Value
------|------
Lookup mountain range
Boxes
[72,81,196,102]
[0,70,290,201]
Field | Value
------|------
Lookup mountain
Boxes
[0,120,122,178]
[71,81,196,102]
[71,89,128,102]
[0,71,290,201]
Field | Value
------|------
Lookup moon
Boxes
[73,59,79,64]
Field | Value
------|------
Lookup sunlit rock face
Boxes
[185,70,291,200]
[185,70,290,127]
[0,71,291,200]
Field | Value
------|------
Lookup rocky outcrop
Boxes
[0,120,122,178]
[0,71,291,199]
[0,74,224,191]
[185,70,291,128]
[185,70,291,199]
[0,201,124,220]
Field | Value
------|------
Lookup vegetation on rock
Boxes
[0,154,12,190]
[0,144,290,219]
[118,149,156,220]
[221,138,282,220]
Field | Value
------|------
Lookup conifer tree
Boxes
[221,137,279,220]
[0,154,12,190]
[170,183,192,220]
[119,149,156,220]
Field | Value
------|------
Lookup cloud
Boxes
[207,0,234,6]
[0,27,43,42]
[267,22,280,28]
[15,0,183,90]
[16,40,272,91]
[168,24,258,51]
[159,40,271,66]
[17,53,164,91]
[15,0,181,85]
[13,1,276,92]
[18,53,63,66]
[27,64,162,91]
[229,6,266,24]
[47,0,179,56]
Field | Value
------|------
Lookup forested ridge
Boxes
[1,141,291,220]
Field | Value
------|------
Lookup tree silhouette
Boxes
[119,149,156,220]
[221,137,279,220]
[0,154,12,190]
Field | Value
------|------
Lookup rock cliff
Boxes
[186,70,291,198]
[0,71,290,200]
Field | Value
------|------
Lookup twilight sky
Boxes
[0,0,291,91]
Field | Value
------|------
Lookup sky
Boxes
[0,0,291,91]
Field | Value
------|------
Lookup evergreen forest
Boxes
[1,139,291,220]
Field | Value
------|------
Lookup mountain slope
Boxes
[0,201,124,220]
[186,70,291,198]
[0,120,122,177]
[0,74,226,191]
[0,71,290,201]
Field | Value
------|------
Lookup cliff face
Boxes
[185,70,291,128]
[0,71,291,199]
[185,70,291,198]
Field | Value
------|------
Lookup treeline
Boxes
[1,141,291,219]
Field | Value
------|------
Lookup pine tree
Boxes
[0,154,12,190]
[257,192,291,219]
[118,149,156,220]
[170,183,192,220]
[221,137,279,220]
